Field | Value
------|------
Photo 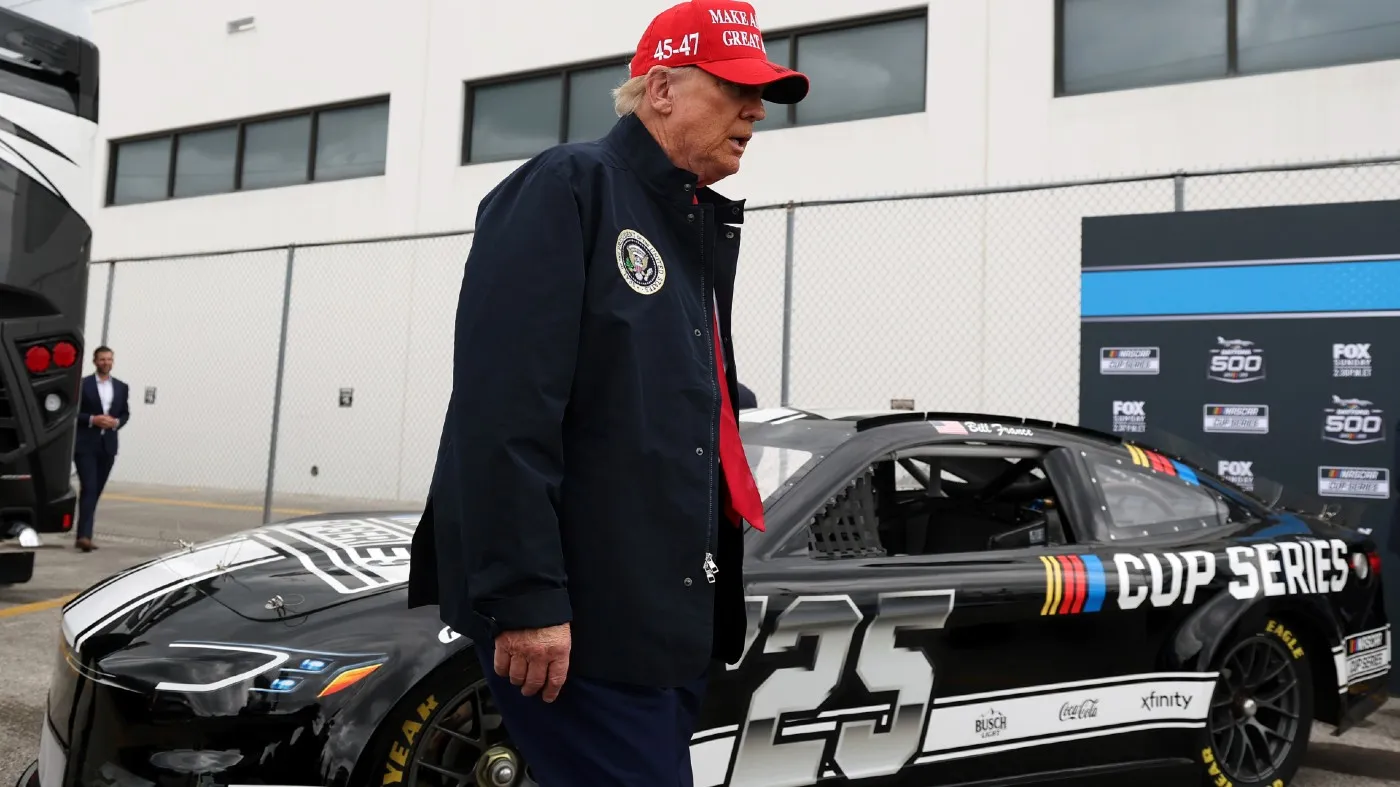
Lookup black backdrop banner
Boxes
[1078,198,1400,692]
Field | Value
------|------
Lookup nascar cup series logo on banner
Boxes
[1332,342,1373,378]
[1321,396,1386,445]
[1208,337,1265,383]
[1202,404,1269,435]
[1099,347,1160,375]
[1318,466,1391,499]
[1111,400,1146,433]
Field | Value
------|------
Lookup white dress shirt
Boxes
[94,375,113,430]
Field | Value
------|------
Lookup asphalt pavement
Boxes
[0,483,1397,787]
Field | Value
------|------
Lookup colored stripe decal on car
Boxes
[1170,460,1200,485]
[1041,555,1107,615]
[1039,556,1061,616]
[1081,555,1107,613]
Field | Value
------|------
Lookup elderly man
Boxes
[407,0,808,783]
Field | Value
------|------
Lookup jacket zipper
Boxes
[699,206,718,585]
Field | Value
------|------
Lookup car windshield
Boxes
[739,409,854,505]
[1135,427,1357,525]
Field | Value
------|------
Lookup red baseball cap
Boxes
[629,0,809,104]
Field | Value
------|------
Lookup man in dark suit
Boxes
[73,345,129,552]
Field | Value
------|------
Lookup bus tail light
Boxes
[24,346,51,374]
[52,341,76,368]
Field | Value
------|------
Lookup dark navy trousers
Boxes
[475,644,708,786]
[73,449,115,540]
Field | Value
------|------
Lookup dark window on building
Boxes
[1058,0,1400,96]
[105,97,390,206]
[242,115,312,191]
[109,136,171,206]
[463,59,626,165]
[762,13,928,129]
[171,127,237,198]
[461,10,928,164]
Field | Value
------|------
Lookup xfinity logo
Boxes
[1322,396,1386,445]
[1332,343,1373,378]
[1141,691,1193,712]
[1112,400,1146,433]
[1208,337,1266,383]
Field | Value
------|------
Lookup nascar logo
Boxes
[1100,347,1160,375]
[1202,404,1269,435]
[1318,466,1390,500]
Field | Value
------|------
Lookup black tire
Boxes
[1196,616,1315,787]
[356,654,533,787]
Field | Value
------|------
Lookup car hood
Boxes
[103,512,424,626]
[198,511,423,621]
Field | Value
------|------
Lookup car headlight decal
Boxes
[317,664,381,698]
[145,641,388,700]
[155,643,290,693]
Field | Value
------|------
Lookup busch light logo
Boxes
[975,707,1007,739]
[1208,337,1265,383]
[1322,396,1386,445]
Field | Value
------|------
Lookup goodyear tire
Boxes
[1197,616,1315,787]
[358,652,533,787]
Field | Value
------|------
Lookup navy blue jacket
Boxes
[408,113,753,687]
[74,374,130,456]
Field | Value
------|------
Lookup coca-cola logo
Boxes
[1059,698,1099,722]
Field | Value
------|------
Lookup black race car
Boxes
[22,408,1391,787]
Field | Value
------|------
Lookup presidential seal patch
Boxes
[615,229,666,295]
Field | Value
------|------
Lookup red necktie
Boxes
[712,311,765,532]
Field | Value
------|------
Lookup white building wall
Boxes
[80,0,1400,500]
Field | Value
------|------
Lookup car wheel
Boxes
[1196,617,1315,787]
[360,655,537,787]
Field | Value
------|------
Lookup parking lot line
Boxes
[103,493,321,517]
[0,594,75,620]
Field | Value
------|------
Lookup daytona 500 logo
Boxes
[1322,396,1386,445]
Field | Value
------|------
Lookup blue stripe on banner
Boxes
[1081,259,1400,317]
[1171,460,1199,486]
[1081,555,1106,613]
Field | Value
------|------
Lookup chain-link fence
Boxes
[84,154,1400,521]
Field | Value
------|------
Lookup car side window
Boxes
[1089,447,1253,539]
[796,443,1072,559]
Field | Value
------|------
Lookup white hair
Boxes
[612,65,700,116]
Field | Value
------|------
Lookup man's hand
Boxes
[92,415,117,429]
[493,622,570,703]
